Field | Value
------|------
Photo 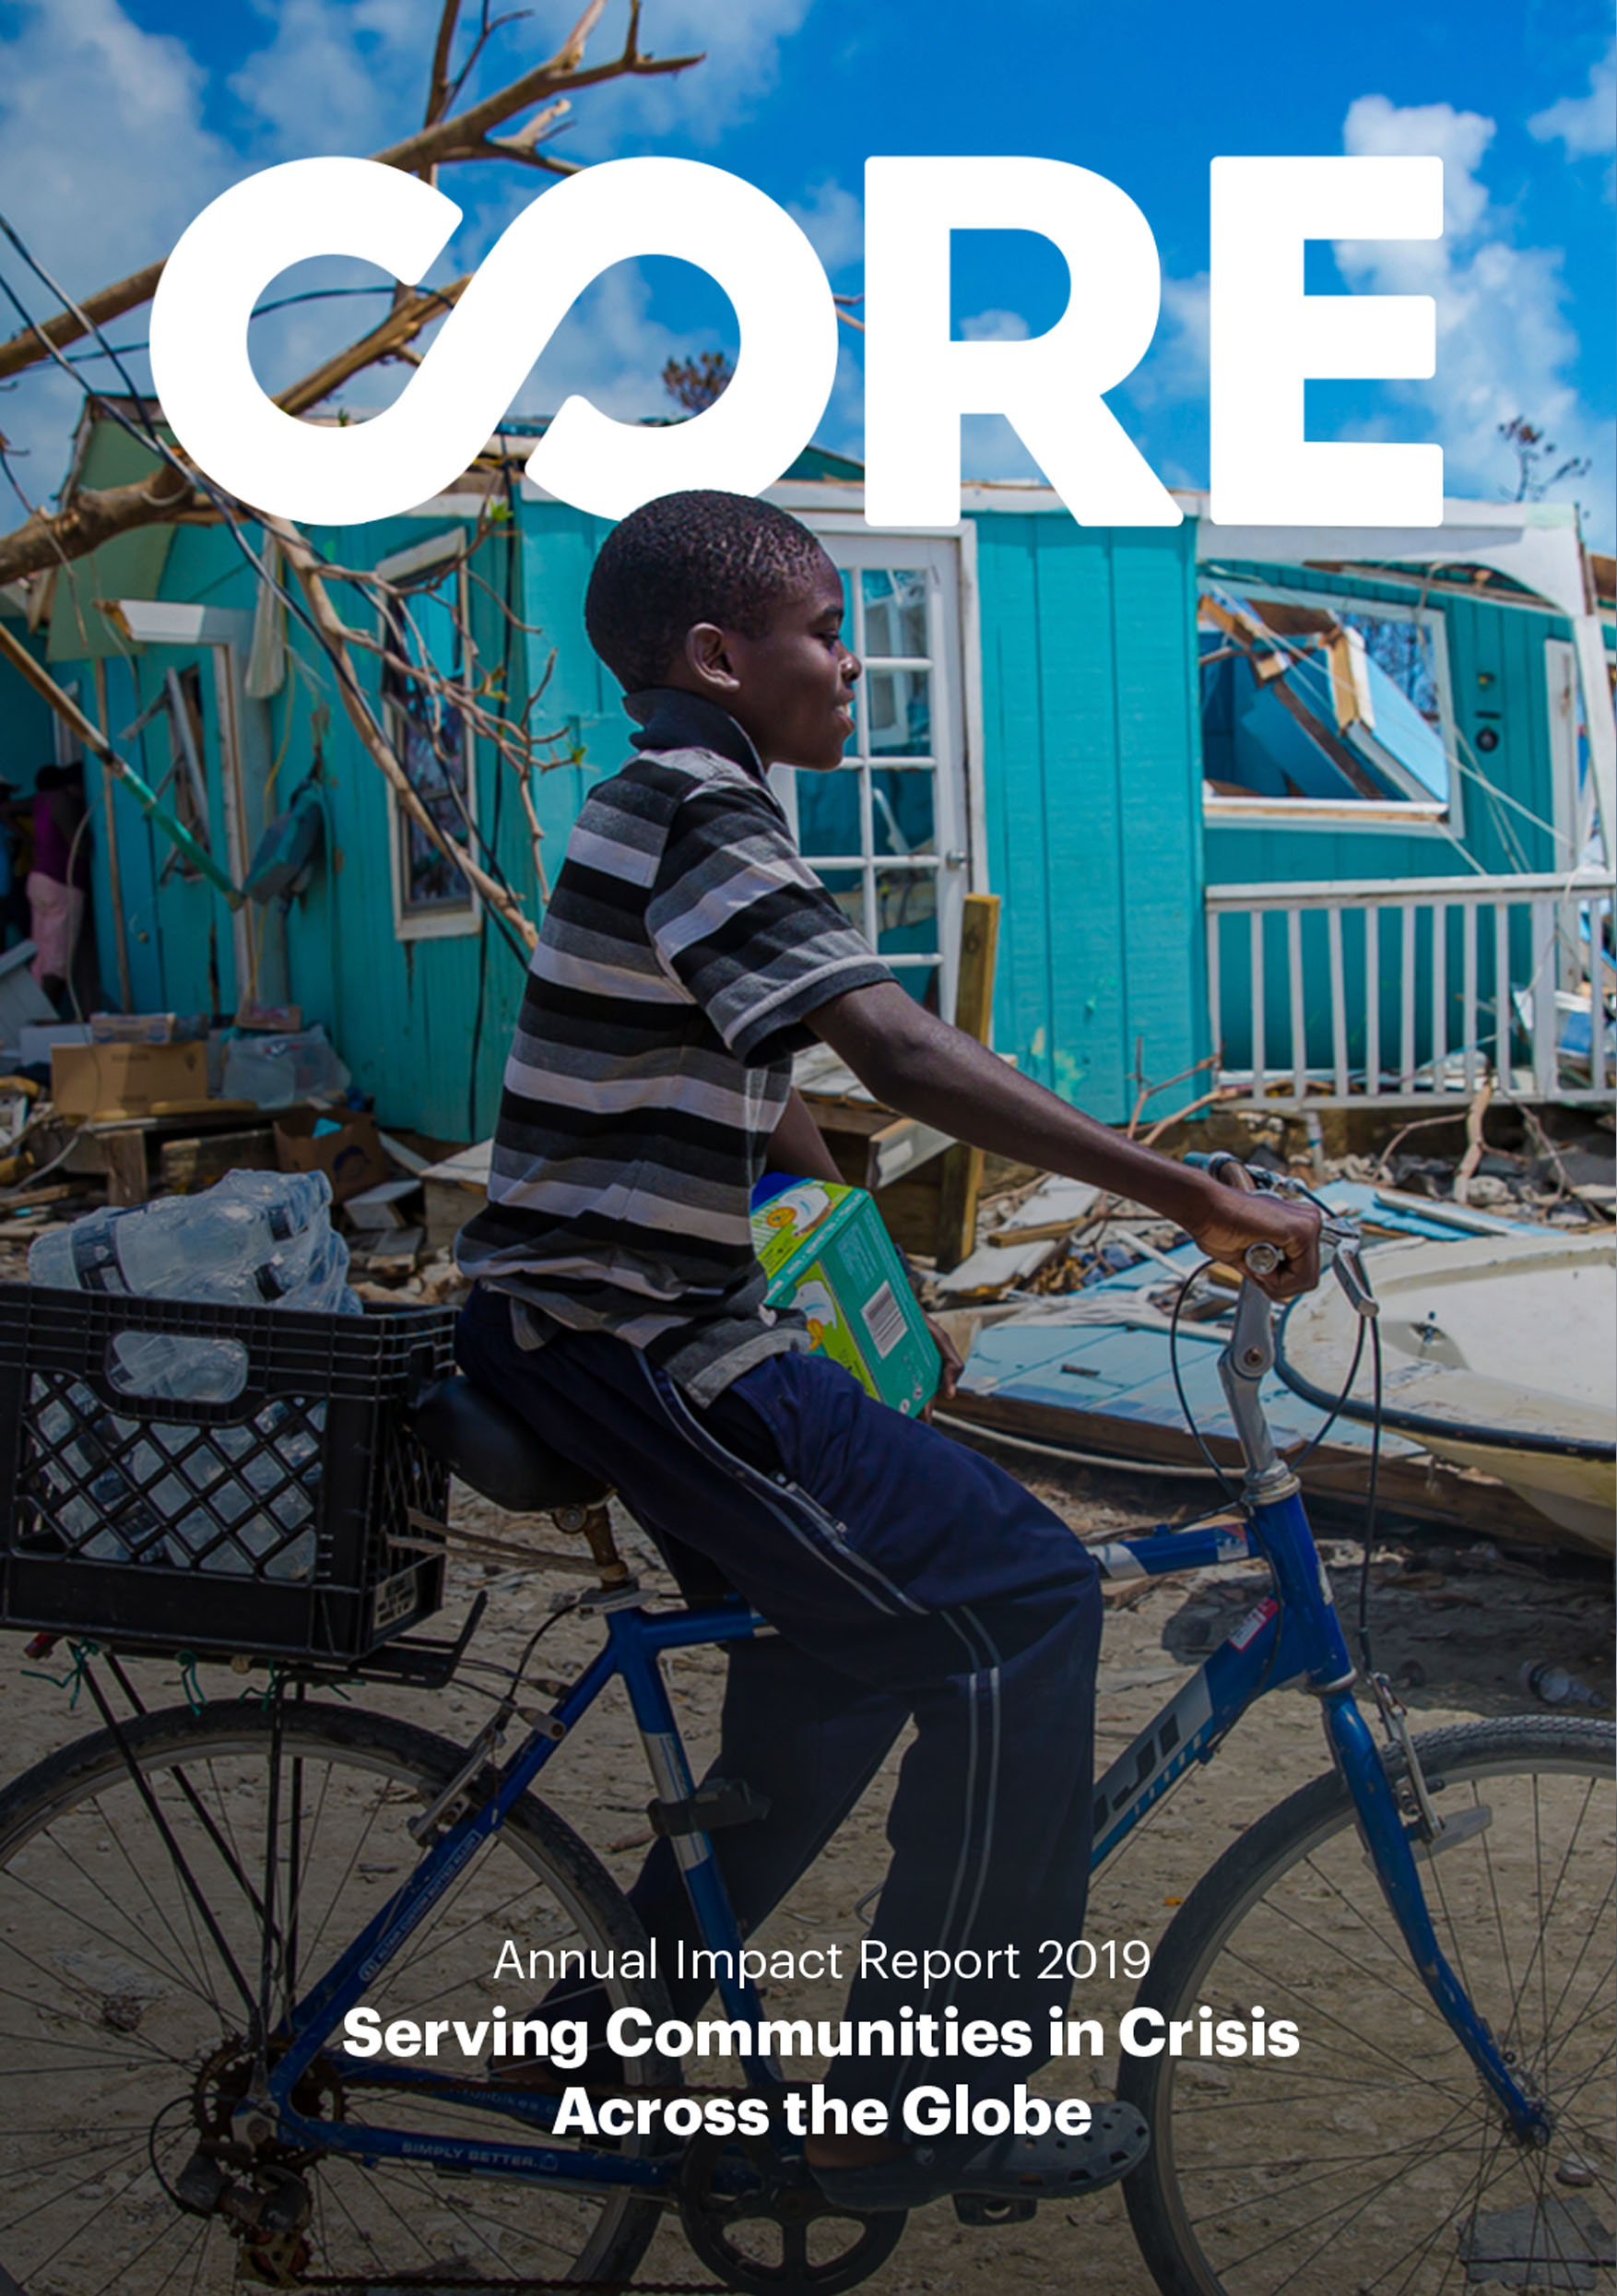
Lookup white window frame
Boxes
[376,528,480,943]
[1200,578,1461,839]
[785,525,977,1019]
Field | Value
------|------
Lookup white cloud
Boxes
[0,0,233,294]
[788,178,862,278]
[1336,92,1611,538]
[1528,35,1616,202]
[1125,270,1208,408]
[959,308,1030,343]
[229,0,442,158]
[514,256,721,423]
[1528,36,1617,160]
[561,0,815,151]
[0,0,237,503]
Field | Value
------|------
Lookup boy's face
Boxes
[678,553,860,772]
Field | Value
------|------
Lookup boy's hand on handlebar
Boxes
[1187,1184,1323,1301]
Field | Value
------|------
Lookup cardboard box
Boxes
[751,1177,940,1416]
[89,1011,207,1046]
[274,1107,390,1203]
[51,1039,208,1118]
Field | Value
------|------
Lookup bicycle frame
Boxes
[262,1234,1552,2191]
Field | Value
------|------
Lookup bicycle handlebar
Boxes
[1182,1152,1377,1320]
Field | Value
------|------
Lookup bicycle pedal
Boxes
[952,2194,1038,2226]
[648,1777,772,1839]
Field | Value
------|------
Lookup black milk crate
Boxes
[0,1284,456,1664]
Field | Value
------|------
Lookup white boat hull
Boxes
[1278,1229,1616,1556]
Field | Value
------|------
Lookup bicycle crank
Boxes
[677,2127,905,2296]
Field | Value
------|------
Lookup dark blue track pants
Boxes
[456,1285,1102,2106]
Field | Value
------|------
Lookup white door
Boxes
[773,532,972,1018]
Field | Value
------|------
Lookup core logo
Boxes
[149,153,1444,531]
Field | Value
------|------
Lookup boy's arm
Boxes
[766,1088,845,1185]
[809,981,1321,1298]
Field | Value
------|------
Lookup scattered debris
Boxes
[938,1175,1614,1552]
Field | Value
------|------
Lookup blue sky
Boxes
[0,0,1611,541]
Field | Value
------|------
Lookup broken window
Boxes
[1199,583,1454,822]
[378,553,477,937]
[784,556,966,1016]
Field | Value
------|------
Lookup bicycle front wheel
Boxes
[1121,1716,1615,2296]
[0,1698,675,2295]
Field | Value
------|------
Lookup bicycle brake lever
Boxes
[1326,1228,1378,1320]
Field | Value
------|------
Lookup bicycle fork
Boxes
[1249,1486,1552,2148]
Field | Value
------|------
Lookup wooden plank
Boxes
[424,1178,483,1254]
[935,894,1000,1270]
[1399,905,1417,1087]
[1327,906,1348,1098]
[1206,869,1611,907]
[1364,904,1380,1095]
[159,1128,279,1193]
[1493,905,1511,1079]
[1286,906,1305,1101]
[866,1117,953,1190]
[1249,910,1266,1092]
[101,1128,148,1207]
[1530,898,1557,1097]
[1461,901,1479,1092]
[943,1387,1548,1538]
[1430,902,1447,1083]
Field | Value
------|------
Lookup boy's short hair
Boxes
[584,490,832,692]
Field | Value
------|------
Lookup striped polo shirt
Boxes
[455,690,893,1400]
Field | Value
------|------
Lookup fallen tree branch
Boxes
[0,462,199,589]
[1450,1074,1496,1207]
[266,515,538,951]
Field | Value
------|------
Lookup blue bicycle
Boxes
[0,1167,1610,2296]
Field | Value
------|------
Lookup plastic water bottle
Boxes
[29,1171,360,1580]
[1519,1661,1608,1711]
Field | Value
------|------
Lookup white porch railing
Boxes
[1206,870,1615,1107]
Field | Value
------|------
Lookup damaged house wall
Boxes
[19,469,1607,1144]
[1200,555,1594,1080]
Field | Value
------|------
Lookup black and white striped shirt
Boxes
[456,690,892,1399]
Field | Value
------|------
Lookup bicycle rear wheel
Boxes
[1121,1716,1615,2296]
[0,1698,674,2294]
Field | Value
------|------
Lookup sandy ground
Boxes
[5,1430,1610,2296]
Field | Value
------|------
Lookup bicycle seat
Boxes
[408,1375,610,1513]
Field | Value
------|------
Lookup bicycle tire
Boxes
[0,1698,678,2294]
[1120,1716,1615,2296]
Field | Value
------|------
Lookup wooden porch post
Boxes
[934,893,1000,1270]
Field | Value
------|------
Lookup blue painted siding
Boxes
[976,518,1204,1119]
[34,497,1581,1143]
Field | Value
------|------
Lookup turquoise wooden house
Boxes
[5,406,1611,1142]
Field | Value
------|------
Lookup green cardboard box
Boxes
[750,1178,939,1417]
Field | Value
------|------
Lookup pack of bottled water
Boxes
[28,1170,361,1580]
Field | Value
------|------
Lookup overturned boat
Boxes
[1277,1229,1616,1555]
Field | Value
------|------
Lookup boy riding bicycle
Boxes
[454,488,1319,2211]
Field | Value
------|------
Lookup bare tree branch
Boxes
[424,0,469,135]
[265,514,539,950]
[0,0,702,385]
[276,274,471,416]
[0,260,165,386]
[0,462,198,589]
